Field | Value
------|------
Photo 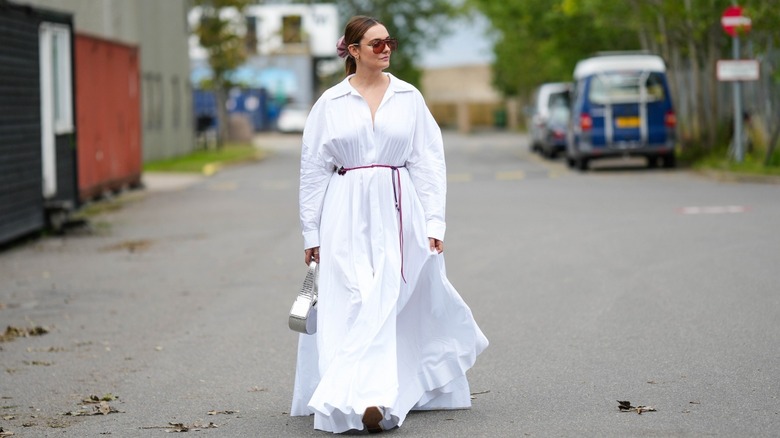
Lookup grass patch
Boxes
[694,149,780,176]
[143,143,263,174]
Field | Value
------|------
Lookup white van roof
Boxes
[573,54,666,80]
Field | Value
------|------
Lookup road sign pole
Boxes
[733,35,743,163]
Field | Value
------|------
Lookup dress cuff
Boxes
[303,229,320,250]
[426,220,446,241]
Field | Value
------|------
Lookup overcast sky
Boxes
[418,11,495,69]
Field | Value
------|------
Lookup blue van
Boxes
[566,54,676,170]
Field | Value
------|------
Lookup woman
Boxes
[292,16,488,434]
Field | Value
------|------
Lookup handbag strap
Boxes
[300,260,318,300]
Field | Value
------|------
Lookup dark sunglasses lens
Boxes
[371,40,385,54]
[371,38,397,54]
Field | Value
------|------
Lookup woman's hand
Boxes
[304,247,320,265]
[429,238,444,254]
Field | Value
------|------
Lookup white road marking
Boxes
[447,173,473,183]
[495,170,525,181]
[679,206,749,215]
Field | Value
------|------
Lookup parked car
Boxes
[527,82,572,157]
[566,53,676,171]
[277,105,309,133]
[540,104,570,158]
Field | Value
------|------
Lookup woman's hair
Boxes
[343,16,381,76]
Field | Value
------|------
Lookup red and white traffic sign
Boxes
[721,5,752,37]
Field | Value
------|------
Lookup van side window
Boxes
[646,73,666,100]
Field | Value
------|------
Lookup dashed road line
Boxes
[447,173,474,183]
[260,180,294,190]
[679,206,749,215]
[496,170,526,181]
[208,181,239,191]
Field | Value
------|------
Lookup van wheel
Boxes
[662,153,676,168]
[576,157,589,171]
[566,157,576,168]
[647,156,658,168]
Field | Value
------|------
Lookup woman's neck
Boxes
[350,68,388,89]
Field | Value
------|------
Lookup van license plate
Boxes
[616,116,640,128]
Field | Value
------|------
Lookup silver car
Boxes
[527,82,572,157]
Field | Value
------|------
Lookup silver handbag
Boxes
[288,260,318,334]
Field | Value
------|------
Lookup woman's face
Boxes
[352,24,393,72]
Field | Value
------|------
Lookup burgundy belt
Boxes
[337,164,407,283]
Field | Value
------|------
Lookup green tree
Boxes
[193,0,251,147]
[472,0,780,162]
[470,0,639,97]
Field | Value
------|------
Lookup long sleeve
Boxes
[406,92,447,241]
[299,102,333,250]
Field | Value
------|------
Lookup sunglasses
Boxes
[354,37,398,54]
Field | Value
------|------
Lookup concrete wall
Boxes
[137,0,194,161]
[20,0,195,162]
[421,64,506,133]
[20,0,140,43]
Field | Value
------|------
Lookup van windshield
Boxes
[588,72,665,104]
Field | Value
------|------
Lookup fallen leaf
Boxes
[63,411,86,417]
[96,401,118,415]
[617,400,656,414]
[0,426,14,437]
[27,346,66,353]
[207,410,238,415]
[101,239,153,253]
[470,389,490,399]
[23,361,52,367]
[166,422,188,432]
[166,421,217,432]
[0,326,49,343]
[81,394,116,404]
[248,386,267,392]
[2,416,14,420]
[192,421,218,430]
[689,401,700,405]
[63,401,120,417]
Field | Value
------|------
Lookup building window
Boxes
[172,76,181,128]
[144,73,164,130]
[245,16,258,54]
[282,15,303,44]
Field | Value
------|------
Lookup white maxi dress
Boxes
[292,73,488,433]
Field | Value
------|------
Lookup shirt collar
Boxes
[328,73,414,100]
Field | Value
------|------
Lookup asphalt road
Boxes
[1,130,779,437]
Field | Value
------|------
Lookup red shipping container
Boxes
[75,35,141,201]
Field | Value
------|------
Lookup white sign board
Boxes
[717,60,759,81]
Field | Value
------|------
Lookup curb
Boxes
[696,169,780,185]
[142,149,270,191]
